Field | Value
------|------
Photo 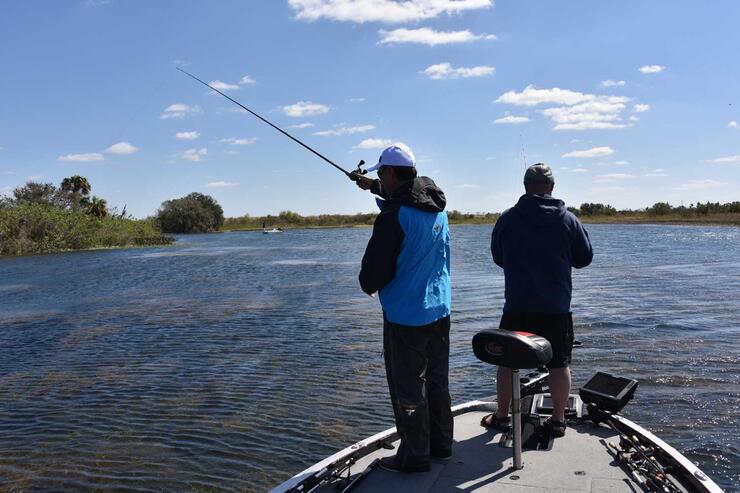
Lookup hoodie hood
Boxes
[388,176,446,212]
[513,193,566,227]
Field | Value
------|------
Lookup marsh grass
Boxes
[0,204,173,256]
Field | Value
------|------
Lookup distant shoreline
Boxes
[221,212,740,232]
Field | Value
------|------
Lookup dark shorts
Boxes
[499,311,574,369]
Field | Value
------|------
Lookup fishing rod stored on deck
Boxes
[176,68,368,181]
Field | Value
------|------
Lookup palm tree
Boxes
[87,196,108,218]
[60,175,91,208]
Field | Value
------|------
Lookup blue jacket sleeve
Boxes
[571,218,593,269]
[359,207,404,295]
[491,216,505,268]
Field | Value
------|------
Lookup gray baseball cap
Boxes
[524,163,554,184]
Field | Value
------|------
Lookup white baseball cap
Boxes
[366,143,416,172]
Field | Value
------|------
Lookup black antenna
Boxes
[177,67,363,179]
[519,134,528,169]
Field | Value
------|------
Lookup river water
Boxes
[0,224,738,492]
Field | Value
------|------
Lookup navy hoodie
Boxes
[491,193,593,314]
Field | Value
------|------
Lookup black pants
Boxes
[499,311,574,368]
[383,314,453,468]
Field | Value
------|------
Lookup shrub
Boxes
[155,193,224,233]
[0,204,172,256]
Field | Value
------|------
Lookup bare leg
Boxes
[548,367,571,422]
[496,366,512,419]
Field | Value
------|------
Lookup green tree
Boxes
[155,192,224,233]
[278,210,303,225]
[61,175,92,209]
[12,181,64,207]
[579,203,616,216]
[86,196,109,218]
[647,202,672,216]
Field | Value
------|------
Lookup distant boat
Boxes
[262,228,284,234]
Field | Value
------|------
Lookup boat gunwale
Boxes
[608,414,725,493]
[267,400,492,493]
[268,398,725,493]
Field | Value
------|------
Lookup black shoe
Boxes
[545,418,566,438]
[379,456,430,473]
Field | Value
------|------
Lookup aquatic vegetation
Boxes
[0,203,173,256]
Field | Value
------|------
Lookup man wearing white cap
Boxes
[356,143,453,473]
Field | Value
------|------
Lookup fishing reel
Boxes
[348,160,367,181]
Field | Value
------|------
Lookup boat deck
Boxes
[322,411,639,492]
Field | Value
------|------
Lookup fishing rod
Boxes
[176,67,367,181]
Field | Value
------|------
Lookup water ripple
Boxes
[0,225,738,492]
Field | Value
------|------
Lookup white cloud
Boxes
[348,97,365,103]
[354,138,393,149]
[224,150,239,156]
[58,153,105,162]
[643,169,668,177]
[161,103,200,119]
[543,101,629,130]
[596,173,633,182]
[614,160,630,165]
[288,0,492,24]
[182,148,207,162]
[239,75,256,85]
[282,101,330,118]
[494,115,530,124]
[105,142,138,155]
[572,167,589,173]
[206,181,240,188]
[676,179,730,190]
[379,28,496,46]
[633,104,650,113]
[456,184,480,189]
[562,146,615,158]
[709,154,740,164]
[220,137,257,145]
[176,131,200,140]
[209,80,239,90]
[601,80,625,87]
[496,85,632,131]
[314,124,375,136]
[629,116,640,122]
[639,65,665,74]
[729,121,739,129]
[288,122,315,129]
[27,175,44,181]
[422,63,494,80]
[496,85,597,107]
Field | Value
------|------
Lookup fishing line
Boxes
[176,68,365,180]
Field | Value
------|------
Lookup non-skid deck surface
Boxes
[323,412,637,492]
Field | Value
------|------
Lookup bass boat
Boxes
[270,330,724,493]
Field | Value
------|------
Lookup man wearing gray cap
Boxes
[482,163,593,437]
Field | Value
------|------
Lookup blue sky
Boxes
[1,0,738,217]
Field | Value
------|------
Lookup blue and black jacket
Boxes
[359,177,451,326]
[491,193,593,314]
